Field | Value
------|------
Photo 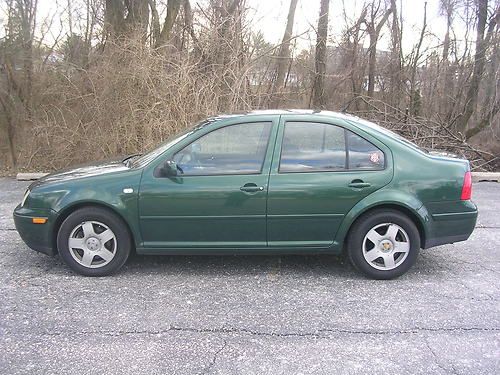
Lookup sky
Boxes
[1,0,473,56]
[249,0,471,53]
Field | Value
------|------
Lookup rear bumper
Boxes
[13,205,57,256]
[423,201,478,249]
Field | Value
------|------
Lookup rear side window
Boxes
[346,130,385,170]
[280,122,346,172]
[279,122,384,173]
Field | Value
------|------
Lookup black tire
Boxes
[57,206,131,276]
[347,209,420,280]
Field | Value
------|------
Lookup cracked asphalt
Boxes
[0,177,499,374]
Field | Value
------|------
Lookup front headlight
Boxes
[21,189,30,207]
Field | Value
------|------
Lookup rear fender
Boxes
[333,188,430,251]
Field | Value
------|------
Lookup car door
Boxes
[138,117,278,250]
[266,115,393,248]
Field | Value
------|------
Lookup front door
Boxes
[267,117,393,248]
[138,120,277,249]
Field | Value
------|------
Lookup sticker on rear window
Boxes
[370,152,380,163]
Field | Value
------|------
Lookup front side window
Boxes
[173,122,272,175]
[279,122,385,173]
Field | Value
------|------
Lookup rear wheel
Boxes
[347,209,420,279]
[57,207,131,276]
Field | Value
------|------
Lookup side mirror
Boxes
[156,160,179,177]
[164,160,178,176]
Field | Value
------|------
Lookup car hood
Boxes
[30,158,129,189]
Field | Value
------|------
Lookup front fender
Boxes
[332,188,431,251]
[30,169,144,248]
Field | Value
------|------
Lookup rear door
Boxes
[266,115,393,248]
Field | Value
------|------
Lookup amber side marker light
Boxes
[32,217,48,224]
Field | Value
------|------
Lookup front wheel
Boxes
[57,207,131,276]
[347,209,420,279]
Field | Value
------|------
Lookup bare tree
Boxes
[154,0,182,48]
[104,0,149,39]
[388,0,403,107]
[0,0,38,168]
[456,0,499,133]
[339,5,367,109]
[364,1,392,99]
[409,1,427,116]
[439,0,457,118]
[1,0,499,172]
[271,0,299,100]
[312,0,330,109]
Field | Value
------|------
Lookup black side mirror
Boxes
[155,160,179,177]
[164,160,179,176]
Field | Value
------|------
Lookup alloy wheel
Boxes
[67,221,117,268]
[362,222,410,270]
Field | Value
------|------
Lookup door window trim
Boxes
[156,121,275,177]
[277,121,386,174]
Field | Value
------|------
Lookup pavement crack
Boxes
[200,339,228,375]
[0,228,17,231]
[424,336,459,375]
[19,325,498,339]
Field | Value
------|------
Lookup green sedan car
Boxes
[13,110,477,279]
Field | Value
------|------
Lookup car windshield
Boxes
[129,119,213,168]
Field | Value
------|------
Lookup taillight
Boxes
[461,171,472,200]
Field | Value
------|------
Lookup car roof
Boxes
[209,109,362,123]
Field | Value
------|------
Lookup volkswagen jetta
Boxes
[13,110,478,279]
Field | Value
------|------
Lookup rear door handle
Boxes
[240,183,264,193]
[348,180,371,188]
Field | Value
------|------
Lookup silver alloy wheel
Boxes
[68,221,117,268]
[362,223,410,271]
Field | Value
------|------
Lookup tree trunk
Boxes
[389,0,402,107]
[366,30,377,99]
[365,6,392,99]
[272,0,299,99]
[0,95,17,168]
[455,0,498,133]
[125,0,150,35]
[105,0,126,37]
[409,1,427,116]
[105,0,149,40]
[465,30,500,140]
[148,0,161,45]
[345,7,367,110]
[312,0,329,109]
[440,0,454,118]
[155,0,182,48]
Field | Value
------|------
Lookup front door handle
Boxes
[240,183,264,193]
[348,180,371,189]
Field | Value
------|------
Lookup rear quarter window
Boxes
[347,131,385,170]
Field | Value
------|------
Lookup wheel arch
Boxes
[52,202,136,254]
[348,204,426,246]
[334,189,431,253]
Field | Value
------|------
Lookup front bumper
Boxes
[13,205,58,256]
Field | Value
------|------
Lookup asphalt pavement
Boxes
[0,178,499,374]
